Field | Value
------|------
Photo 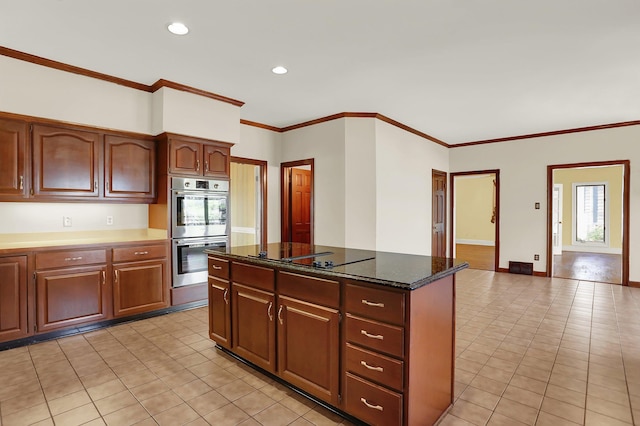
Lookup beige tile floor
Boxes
[0,268,638,425]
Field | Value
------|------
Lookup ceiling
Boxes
[1,0,639,144]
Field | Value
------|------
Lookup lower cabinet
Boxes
[113,260,168,317]
[232,283,276,373]
[0,256,28,342]
[36,265,109,332]
[277,295,340,405]
[209,277,231,349]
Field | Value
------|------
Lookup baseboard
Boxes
[629,281,640,288]
[561,246,622,255]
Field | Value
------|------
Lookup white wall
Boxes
[449,125,640,281]
[345,118,377,250]
[281,119,346,247]
[0,203,148,234]
[237,124,282,243]
[0,55,152,134]
[375,120,449,255]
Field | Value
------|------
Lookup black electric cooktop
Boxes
[245,242,376,269]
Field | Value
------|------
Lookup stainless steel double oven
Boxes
[171,177,229,287]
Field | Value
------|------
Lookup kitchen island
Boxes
[205,242,468,426]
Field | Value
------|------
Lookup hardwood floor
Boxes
[553,251,622,284]
[455,244,495,271]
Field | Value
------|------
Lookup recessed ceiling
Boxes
[0,0,639,144]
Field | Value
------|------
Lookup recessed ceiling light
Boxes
[272,66,288,75]
[168,22,189,35]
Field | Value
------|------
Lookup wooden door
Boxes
[432,170,447,257]
[113,260,168,317]
[277,295,340,405]
[0,256,28,342]
[291,168,312,243]
[0,118,28,199]
[36,266,108,332]
[209,277,231,348]
[203,145,230,178]
[169,139,202,176]
[232,283,276,373]
[32,124,100,198]
[105,135,156,200]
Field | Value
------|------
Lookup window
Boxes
[573,182,607,245]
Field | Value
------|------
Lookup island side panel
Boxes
[406,274,455,425]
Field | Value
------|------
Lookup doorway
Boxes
[450,170,500,271]
[230,157,267,247]
[281,159,314,244]
[547,161,629,285]
[432,169,447,257]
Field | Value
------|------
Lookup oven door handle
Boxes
[175,239,226,245]
[173,190,228,196]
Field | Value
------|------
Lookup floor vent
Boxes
[509,261,534,275]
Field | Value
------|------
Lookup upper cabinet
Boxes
[105,135,156,201]
[0,117,29,200]
[32,124,101,198]
[164,133,233,179]
[0,114,158,203]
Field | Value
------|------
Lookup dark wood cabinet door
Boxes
[113,260,168,317]
[169,139,202,176]
[277,295,340,405]
[36,265,108,332]
[209,277,231,348]
[232,283,276,373]
[0,256,29,342]
[32,124,100,198]
[203,144,230,178]
[105,135,156,201]
[0,118,28,199]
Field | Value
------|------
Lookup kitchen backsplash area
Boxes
[0,202,149,234]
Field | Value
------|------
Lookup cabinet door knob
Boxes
[278,305,284,325]
[19,175,24,190]
[223,288,229,304]
[102,270,106,285]
[361,330,384,340]
[360,398,384,411]
[267,302,273,321]
[205,161,209,172]
[361,299,385,308]
[196,160,200,171]
[360,361,384,372]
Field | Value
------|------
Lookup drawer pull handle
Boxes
[223,288,229,304]
[212,265,223,270]
[64,256,83,261]
[360,398,383,411]
[361,330,384,340]
[360,361,384,372]
[134,251,149,255]
[278,305,284,325]
[362,299,385,308]
[268,302,273,321]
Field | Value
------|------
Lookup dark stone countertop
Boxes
[205,242,468,290]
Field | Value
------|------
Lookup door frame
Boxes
[231,156,268,247]
[547,160,630,285]
[449,170,500,271]
[280,159,314,243]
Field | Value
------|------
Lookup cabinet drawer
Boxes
[345,372,402,426]
[346,283,405,326]
[112,244,167,263]
[232,262,274,291]
[346,343,404,392]
[208,257,229,279]
[277,271,339,308]
[346,314,404,359]
[36,249,106,270]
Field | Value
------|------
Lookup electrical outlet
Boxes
[534,254,540,261]
[106,216,114,226]
[63,216,72,227]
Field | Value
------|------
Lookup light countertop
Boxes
[0,228,168,250]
